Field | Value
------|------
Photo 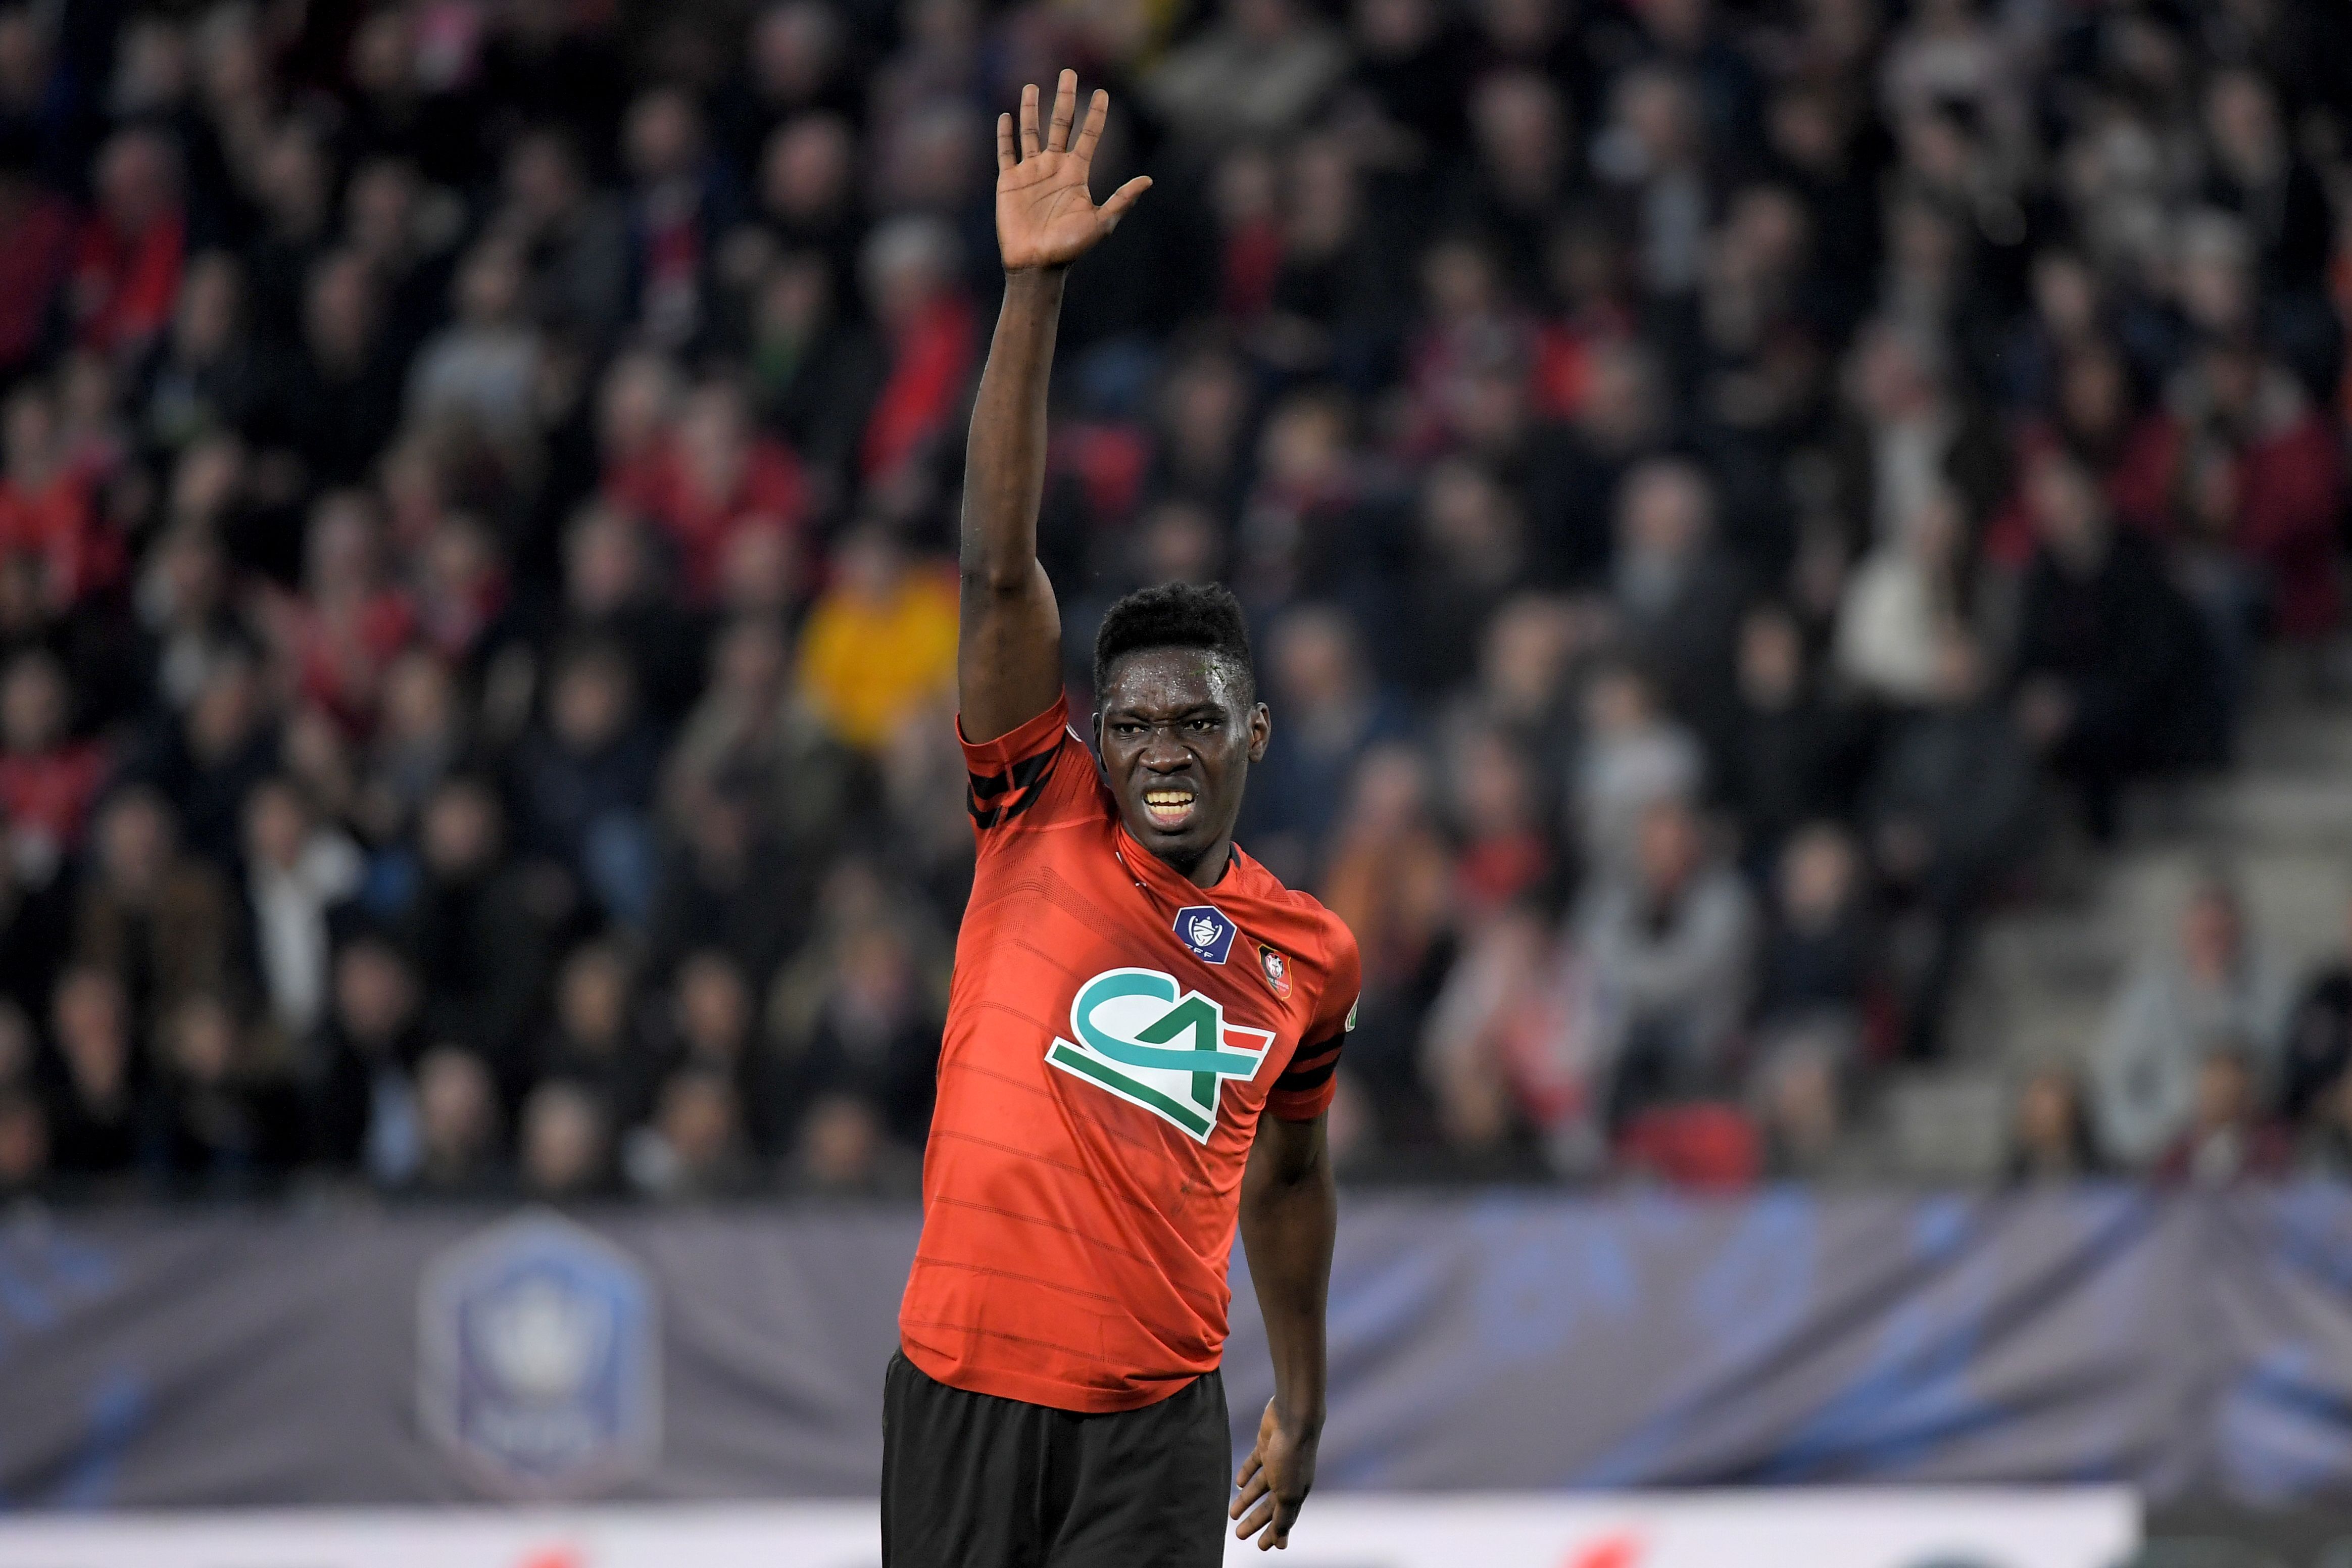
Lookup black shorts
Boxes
[880,1351,1231,1568]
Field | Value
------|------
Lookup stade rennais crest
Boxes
[1046,967,1273,1142]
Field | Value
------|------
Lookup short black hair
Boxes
[1092,581,1257,706]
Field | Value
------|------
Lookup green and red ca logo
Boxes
[1048,967,1274,1141]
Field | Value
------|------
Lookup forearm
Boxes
[1240,1138,1336,1433]
[955,269,1068,739]
[959,269,1064,589]
[958,71,1150,741]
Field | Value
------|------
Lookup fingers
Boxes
[1099,175,1153,232]
[1019,82,1041,158]
[996,112,1015,172]
[1072,87,1109,163]
[1046,68,1078,152]
[1231,1462,1269,1520]
[1234,1445,1263,1492]
[1234,1493,1278,1541]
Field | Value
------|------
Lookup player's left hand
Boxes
[993,69,1151,273]
[1231,1397,1319,1550]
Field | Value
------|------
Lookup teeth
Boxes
[1146,791,1194,805]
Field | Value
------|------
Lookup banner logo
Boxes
[1047,967,1273,1141]
[419,1211,660,1499]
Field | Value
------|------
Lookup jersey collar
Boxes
[1113,819,1242,905]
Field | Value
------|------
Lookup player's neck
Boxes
[1151,834,1236,890]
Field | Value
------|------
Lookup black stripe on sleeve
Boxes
[1273,1057,1338,1093]
[1274,1032,1345,1093]
[967,744,1060,828]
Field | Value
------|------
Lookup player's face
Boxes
[1096,648,1271,879]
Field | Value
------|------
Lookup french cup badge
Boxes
[1173,904,1236,964]
[419,1210,660,1499]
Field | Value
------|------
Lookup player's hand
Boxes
[1231,1397,1319,1550]
[994,69,1151,273]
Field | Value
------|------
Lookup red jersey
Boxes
[899,696,1359,1413]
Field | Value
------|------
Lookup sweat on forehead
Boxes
[1097,645,1254,710]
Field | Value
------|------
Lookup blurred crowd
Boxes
[0,0,2349,1202]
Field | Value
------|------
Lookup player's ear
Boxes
[1246,702,1271,764]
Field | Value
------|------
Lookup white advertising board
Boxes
[0,1489,2140,1568]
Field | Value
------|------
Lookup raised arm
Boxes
[958,70,1151,742]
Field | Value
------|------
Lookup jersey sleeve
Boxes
[959,694,1099,840]
[1266,918,1362,1122]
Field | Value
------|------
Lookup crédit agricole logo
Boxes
[1048,967,1273,1141]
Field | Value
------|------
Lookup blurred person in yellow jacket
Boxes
[796,524,959,753]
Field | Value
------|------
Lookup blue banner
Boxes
[0,1190,2346,1507]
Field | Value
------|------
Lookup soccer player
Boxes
[883,70,1360,1566]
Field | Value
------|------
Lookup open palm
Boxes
[996,69,1152,273]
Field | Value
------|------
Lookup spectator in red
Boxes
[1529,217,1636,425]
[857,214,974,499]
[0,649,103,877]
[597,348,683,518]
[1422,901,1589,1173]
[73,128,185,362]
[1210,146,1283,325]
[413,513,511,667]
[1401,236,1532,459]
[2177,339,2344,645]
[1986,340,2180,564]
[638,376,808,604]
[269,491,417,736]
[0,383,117,608]
[0,135,74,380]
[1448,726,1555,921]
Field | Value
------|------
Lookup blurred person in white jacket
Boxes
[2091,874,2290,1167]
[1579,794,1755,1125]
[241,775,363,1041]
[1835,482,1969,707]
